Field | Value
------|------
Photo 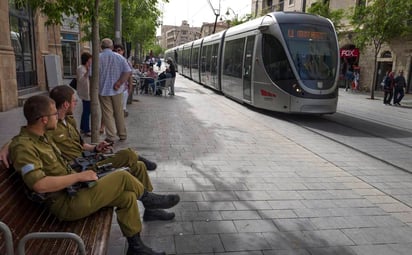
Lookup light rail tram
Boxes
[165,12,339,114]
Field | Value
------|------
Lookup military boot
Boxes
[138,156,157,171]
[140,191,180,209]
[127,233,165,255]
[143,209,175,221]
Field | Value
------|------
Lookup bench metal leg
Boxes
[17,232,86,255]
[0,221,14,255]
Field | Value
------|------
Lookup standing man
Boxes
[99,38,131,143]
[166,58,176,96]
[114,44,133,118]
[393,70,406,106]
[9,95,179,255]
[383,71,394,105]
[76,52,92,136]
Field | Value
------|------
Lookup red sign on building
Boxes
[340,48,360,58]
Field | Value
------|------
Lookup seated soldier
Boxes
[8,95,180,255]
[0,85,173,222]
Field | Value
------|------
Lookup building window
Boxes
[61,33,79,77]
[289,0,295,5]
[381,51,392,58]
[9,0,37,89]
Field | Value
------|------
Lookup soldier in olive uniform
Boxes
[0,85,174,222]
[48,85,173,221]
[9,95,179,255]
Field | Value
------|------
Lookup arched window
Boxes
[381,51,392,58]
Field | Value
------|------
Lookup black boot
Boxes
[140,191,180,209]
[127,233,165,255]
[139,156,157,171]
[143,209,175,221]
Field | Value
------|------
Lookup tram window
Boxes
[201,45,209,72]
[211,44,219,75]
[192,48,199,69]
[262,34,294,81]
[223,39,245,78]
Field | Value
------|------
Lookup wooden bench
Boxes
[0,164,114,255]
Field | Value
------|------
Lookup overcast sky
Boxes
[158,0,252,28]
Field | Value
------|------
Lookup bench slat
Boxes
[0,167,113,255]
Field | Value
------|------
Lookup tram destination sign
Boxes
[287,29,328,41]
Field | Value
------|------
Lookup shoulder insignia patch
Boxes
[21,164,35,176]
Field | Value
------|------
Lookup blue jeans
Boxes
[81,100,91,133]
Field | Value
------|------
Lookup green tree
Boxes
[16,0,165,141]
[350,0,412,99]
[307,1,344,31]
[98,0,161,61]
[18,0,102,142]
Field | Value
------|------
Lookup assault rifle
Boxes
[70,151,113,172]
[67,163,129,196]
[66,151,128,196]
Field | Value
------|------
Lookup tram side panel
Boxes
[200,43,220,91]
[221,38,244,101]
[181,44,191,78]
[200,32,224,91]
[221,27,292,112]
[191,46,201,83]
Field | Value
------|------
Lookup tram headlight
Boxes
[292,83,302,93]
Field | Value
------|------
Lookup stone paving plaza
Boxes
[1,75,412,255]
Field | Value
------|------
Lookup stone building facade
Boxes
[0,1,65,112]
[199,21,229,39]
[160,21,201,49]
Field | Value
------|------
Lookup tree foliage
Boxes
[307,1,344,31]
[98,0,161,52]
[18,0,95,24]
[18,0,166,140]
[350,0,412,98]
[351,0,412,51]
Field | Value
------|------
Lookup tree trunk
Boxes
[369,53,378,99]
[90,0,100,143]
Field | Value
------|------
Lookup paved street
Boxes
[1,76,412,255]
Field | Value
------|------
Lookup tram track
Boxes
[196,83,412,176]
[278,112,412,175]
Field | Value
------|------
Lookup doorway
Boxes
[61,33,79,78]
[376,61,392,91]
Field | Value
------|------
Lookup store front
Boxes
[9,2,37,90]
[61,15,80,78]
[376,51,393,91]
[61,33,78,78]
[339,44,359,89]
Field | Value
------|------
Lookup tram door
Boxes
[243,36,255,101]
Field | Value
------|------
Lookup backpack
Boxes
[383,76,391,89]
[69,78,77,90]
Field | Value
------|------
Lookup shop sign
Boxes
[340,48,360,58]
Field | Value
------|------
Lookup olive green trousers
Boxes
[50,170,145,237]
[97,148,153,192]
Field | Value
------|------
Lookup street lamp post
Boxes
[225,7,238,21]
[207,0,220,34]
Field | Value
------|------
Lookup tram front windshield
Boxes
[280,23,338,89]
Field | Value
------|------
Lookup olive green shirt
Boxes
[48,115,83,161]
[9,127,74,190]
